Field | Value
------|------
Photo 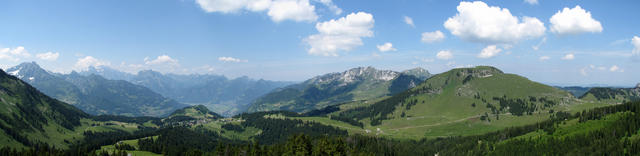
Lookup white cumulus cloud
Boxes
[403,16,415,27]
[36,52,60,61]
[549,5,602,35]
[8,46,30,57]
[218,56,248,63]
[376,42,396,52]
[268,0,318,22]
[74,56,111,71]
[444,1,545,44]
[305,12,374,56]
[436,50,453,60]
[145,55,179,65]
[477,45,502,58]
[561,53,575,60]
[0,46,32,62]
[0,49,17,62]
[196,0,318,22]
[421,30,445,43]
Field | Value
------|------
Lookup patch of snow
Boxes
[8,68,24,79]
[28,77,35,81]
[8,69,20,76]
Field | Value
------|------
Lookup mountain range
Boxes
[1,65,639,155]
[80,66,292,116]
[556,86,591,97]
[580,85,640,103]
[248,66,432,113]
[6,62,187,117]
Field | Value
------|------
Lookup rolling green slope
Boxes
[162,105,223,126]
[321,66,588,139]
[0,68,161,150]
[0,69,89,148]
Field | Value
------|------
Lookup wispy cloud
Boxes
[539,56,550,61]
[218,56,248,63]
[403,16,415,27]
[36,52,60,61]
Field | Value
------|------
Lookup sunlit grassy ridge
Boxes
[286,66,611,139]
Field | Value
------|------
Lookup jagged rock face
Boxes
[402,68,432,80]
[455,66,504,78]
[308,67,399,85]
[636,83,640,89]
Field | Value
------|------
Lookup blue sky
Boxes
[0,0,638,86]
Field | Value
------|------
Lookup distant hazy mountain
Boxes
[248,66,432,113]
[80,66,292,116]
[580,86,640,103]
[7,62,187,117]
[556,86,591,97]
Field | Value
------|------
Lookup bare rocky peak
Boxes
[455,66,503,78]
[309,66,399,85]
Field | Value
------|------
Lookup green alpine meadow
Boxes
[1,0,639,155]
